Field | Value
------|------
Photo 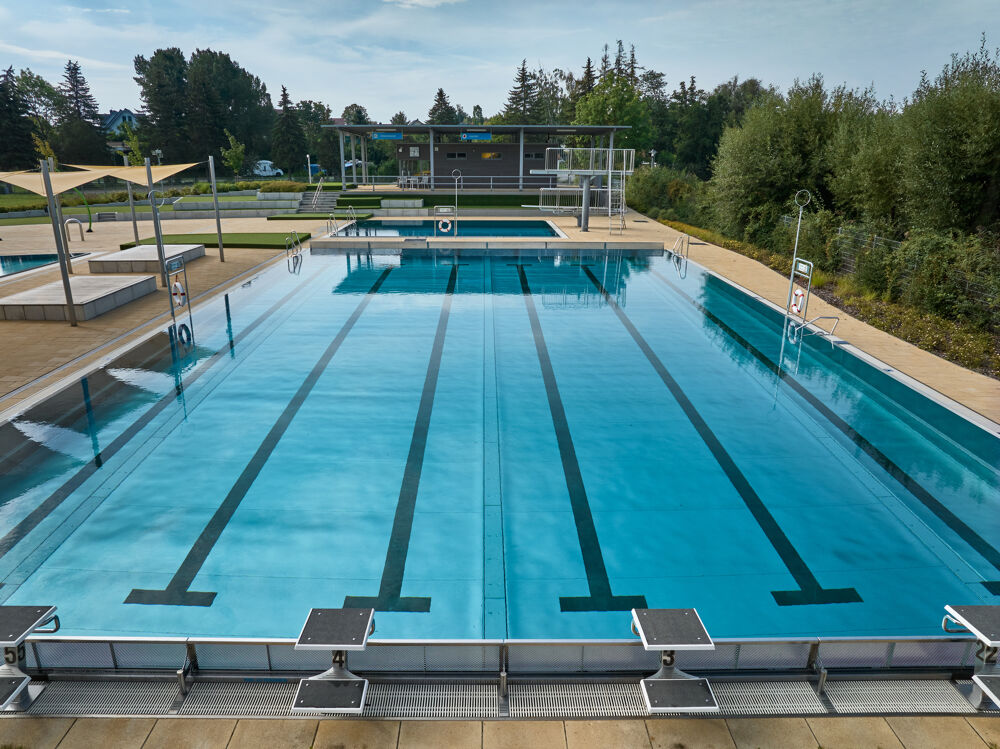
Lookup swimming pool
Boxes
[336,219,560,237]
[0,249,996,642]
[0,253,83,277]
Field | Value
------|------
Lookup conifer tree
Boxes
[270,86,307,174]
[58,60,101,125]
[502,60,537,123]
[0,66,35,169]
[427,88,458,125]
[580,57,597,96]
[54,60,108,163]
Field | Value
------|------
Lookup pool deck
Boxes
[0,715,997,749]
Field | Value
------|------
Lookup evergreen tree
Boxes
[133,48,188,161]
[580,58,597,96]
[58,60,100,124]
[270,86,307,174]
[54,60,108,163]
[427,88,458,125]
[628,45,638,83]
[501,60,537,123]
[0,66,35,169]
[390,111,409,125]
[599,45,610,76]
[613,40,625,76]
[471,105,484,124]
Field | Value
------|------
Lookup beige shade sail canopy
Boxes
[66,163,201,185]
[0,168,115,196]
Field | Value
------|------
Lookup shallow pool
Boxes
[0,253,82,277]
[336,219,559,238]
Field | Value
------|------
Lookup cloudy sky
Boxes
[1,0,996,120]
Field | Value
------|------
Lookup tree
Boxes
[0,67,35,169]
[427,88,458,125]
[471,105,484,124]
[341,103,370,125]
[15,68,63,142]
[390,111,409,125]
[580,58,597,97]
[133,48,188,160]
[573,73,651,150]
[501,60,537,123]
[220,128,246,177]
[270,86,307,174]
[54,60,108,164]
[122,122,144,165]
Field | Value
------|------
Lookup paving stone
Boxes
[806,717,904,749]
[56,717,155,749]
[0,716,74,749]
[646,718,735,749]
[483,720,566,749]
[564,719,651,749]
[726,718,818,749]
[966,717,1000,747]
[226,719,318,748]
[141,717,237,749]
[398,720,482,748]
[313,719,400,749]
[885,716,988,749]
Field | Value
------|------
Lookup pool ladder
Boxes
[285,231,305,274]
[784,256,839,342]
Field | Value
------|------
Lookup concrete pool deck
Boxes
[0,716,998,749]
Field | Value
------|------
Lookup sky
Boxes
[1,0,997,120]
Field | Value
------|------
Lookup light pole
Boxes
[786,189,811,311]
[152,149,163,166]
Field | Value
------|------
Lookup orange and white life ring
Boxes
[437,218,453,233]
[172,281,187,307]
[790,288,805,315]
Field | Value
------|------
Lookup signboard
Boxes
[796,261,810,273]
[372,132,402,140]
[461,132,492,142]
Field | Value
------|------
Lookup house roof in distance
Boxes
[326,123,630,137]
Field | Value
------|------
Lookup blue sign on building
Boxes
[372,132,403,140]
[461,132,492,142]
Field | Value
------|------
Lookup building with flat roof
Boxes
[324,124,630,189]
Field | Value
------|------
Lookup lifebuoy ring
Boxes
[437,218,453,233]
[177,323,192,347]
[790,288,805,315]
[172,281,187,308]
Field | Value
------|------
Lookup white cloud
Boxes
[0,41,128,71]
[62,5,130,12]
[381,0,464,7]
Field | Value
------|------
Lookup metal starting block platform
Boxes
[291,608,374,715]
[631,608,718,714]
[0,605,58,711]
[944,604,1000,709]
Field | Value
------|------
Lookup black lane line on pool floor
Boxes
[0,270,324,580]
[582,265,861,607]
[127,267,394,607]
[344,264,459,613]
[517,265,648,613]
[650,267,1000,597]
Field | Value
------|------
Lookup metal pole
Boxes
[208,155,225,263]
[581,176,591,232]
[350,136,358,187]
[786,190,811,310]
[338,130,346,186]
[48,157,71,270]
[126,181,139,245]
[428,129,435,191]
[145,158,168,286]
[307,154,312,185]
[41,160,77,326]
[607,131,615,220]
[361,137,368,185]
[518,128,524,190]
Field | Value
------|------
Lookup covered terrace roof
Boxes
[325,123,630,137]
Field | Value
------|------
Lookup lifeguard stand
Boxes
[528,147,635,234]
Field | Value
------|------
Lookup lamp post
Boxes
[785,189,811,311]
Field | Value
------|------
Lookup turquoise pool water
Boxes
[0,250,997,641]
[0,253,82,277]
[337,219,559,237]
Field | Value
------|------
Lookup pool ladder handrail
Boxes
[285,231,305,274]
[327,213,340,236]
[309,176,326,210]
[64,218,85,242]
[668,233,689,258]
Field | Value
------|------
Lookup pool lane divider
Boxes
[344,264,459,613]
[127,267,394,607]
[582,265,862,607]
[650,267,1000,597]
[0,268,324,578]
[517,265,648,613]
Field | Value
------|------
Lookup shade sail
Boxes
[0,168,115,196]
[67,163,201,185]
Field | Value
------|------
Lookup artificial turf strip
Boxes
[120,232,311,250]
[266,211,373,220]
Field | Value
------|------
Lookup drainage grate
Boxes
[179,681,297,716]
[25,680,177,716]
[363,682,498,718]
[509,682,647,718]
[826,680,975,714]
[713,681,826,715]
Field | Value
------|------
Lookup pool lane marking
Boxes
[582,265,861,607]
[0,269,323,572]
[344,264,459,613]
[650,267,1000,597]
[517,265,647,613]
[126,267,394,607]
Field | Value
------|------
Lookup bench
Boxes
[96,212,117,222]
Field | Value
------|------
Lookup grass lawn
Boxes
[0,216,52,226]
[267,211,373,220]
[121,232,311,250]
[177,195,257,202]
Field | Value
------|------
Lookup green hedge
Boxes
[267,212,373,220]
[336,196,382,207]
[120,232,311,250]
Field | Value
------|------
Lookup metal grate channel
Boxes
[25,680,177,716]
[825,680,976,714]
[178,681,297,716]
[713,681,826,715]
[362,682,498,718]
[508,682,647,718]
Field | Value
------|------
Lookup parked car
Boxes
[252,160,284,178]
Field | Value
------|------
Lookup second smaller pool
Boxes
[0,253,84,278]
[337,219,560,238]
